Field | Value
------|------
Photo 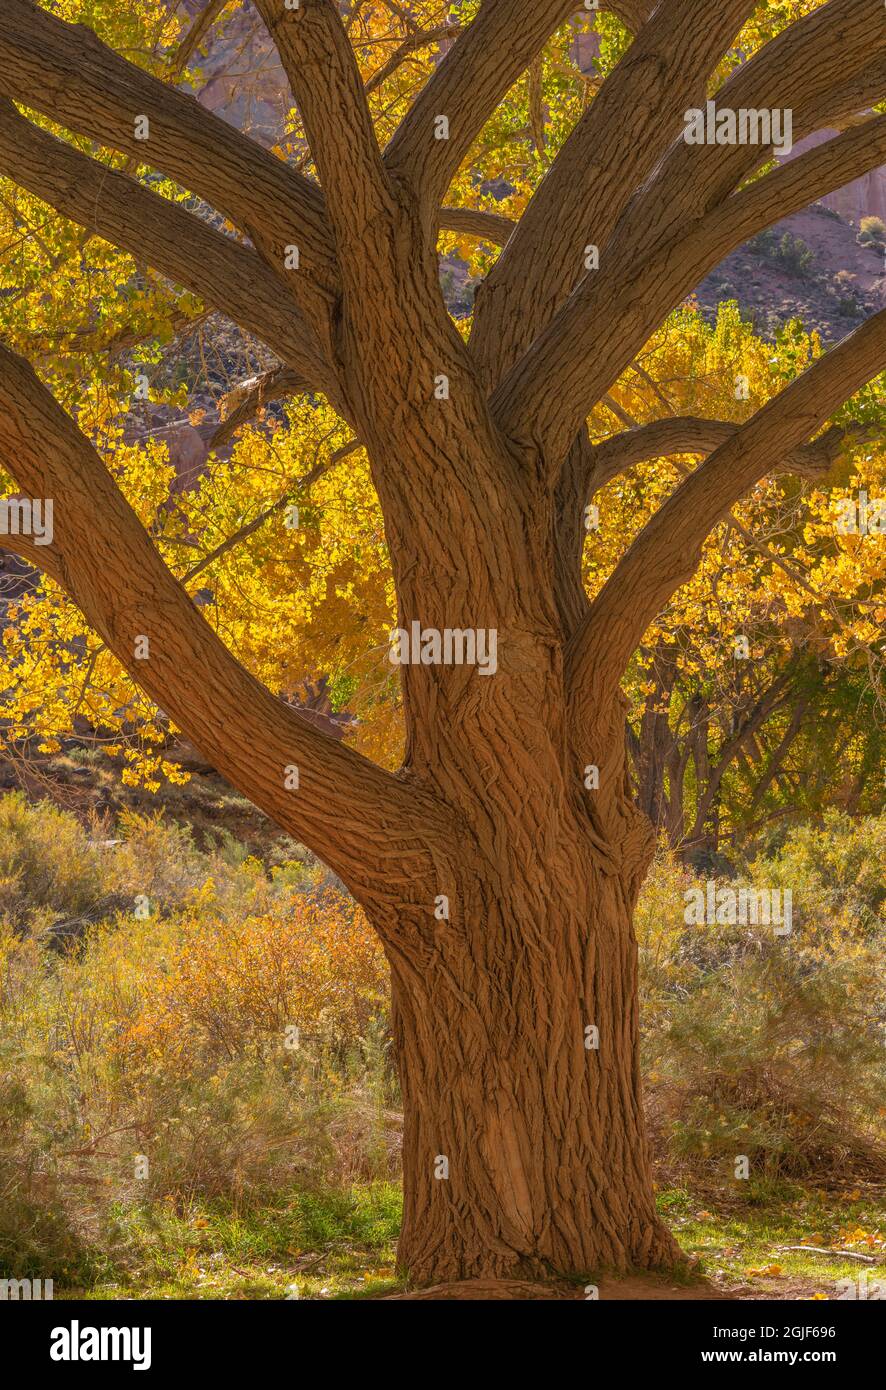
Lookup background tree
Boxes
[1,0,886,1286]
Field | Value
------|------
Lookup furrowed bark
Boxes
[392,848,678,1282]
[253,0,394,250]
[605,0,654,29]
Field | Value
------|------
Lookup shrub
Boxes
[748,811,886,938]
[858,216,886,247]
[640,820,886,1182]
[747,230,815,277]
[0,794,395,1279]
[117,889,388,1065]
[775,233,814,277]
[646,935,884,1179]
[0,793,106,929]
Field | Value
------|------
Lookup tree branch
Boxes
[172,0,231,74]
[567,307,886,710]
[799,56,886,137]
[748,698,808,811]
[179,439,359,586]
[253,0,395,257]
[0,0,338,315]
[599,0,883,292]
[0,341,445,909]
[384,0,575,215]
[470,0,757,381]
[209,367,309,449]
[553,426,595,639]
[0,100,333,394]
[605,0,654,28]
[0,511,64,585]
[690,666,797,838]
[586,417,849,494]
[439,206,515,246]
[363,20,463,98]
[493,111,886,462]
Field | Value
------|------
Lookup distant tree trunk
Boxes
[633,647,687,852]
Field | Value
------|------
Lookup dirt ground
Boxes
[386,1273,822,1300]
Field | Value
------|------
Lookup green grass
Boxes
[657,1182,886,1295]
[60,1183,404,1301]
[53,1180,886,1299]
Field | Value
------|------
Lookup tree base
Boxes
[384,1270,732,1300]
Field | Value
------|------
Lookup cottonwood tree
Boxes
[1,0,886,1286]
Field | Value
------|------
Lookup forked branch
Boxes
[492,113,886,463]
[384,0,575,216]
[0,0,338,311]
[253,0,395,257]
[470,0,757,380]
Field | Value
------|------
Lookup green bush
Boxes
[0,793,106,929]
[748,229,815,277]
[775,233,814,276]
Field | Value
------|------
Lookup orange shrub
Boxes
[119,889,388,1068]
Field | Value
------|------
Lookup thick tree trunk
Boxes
[380,819,680,1285]
[355,415,682,1284]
